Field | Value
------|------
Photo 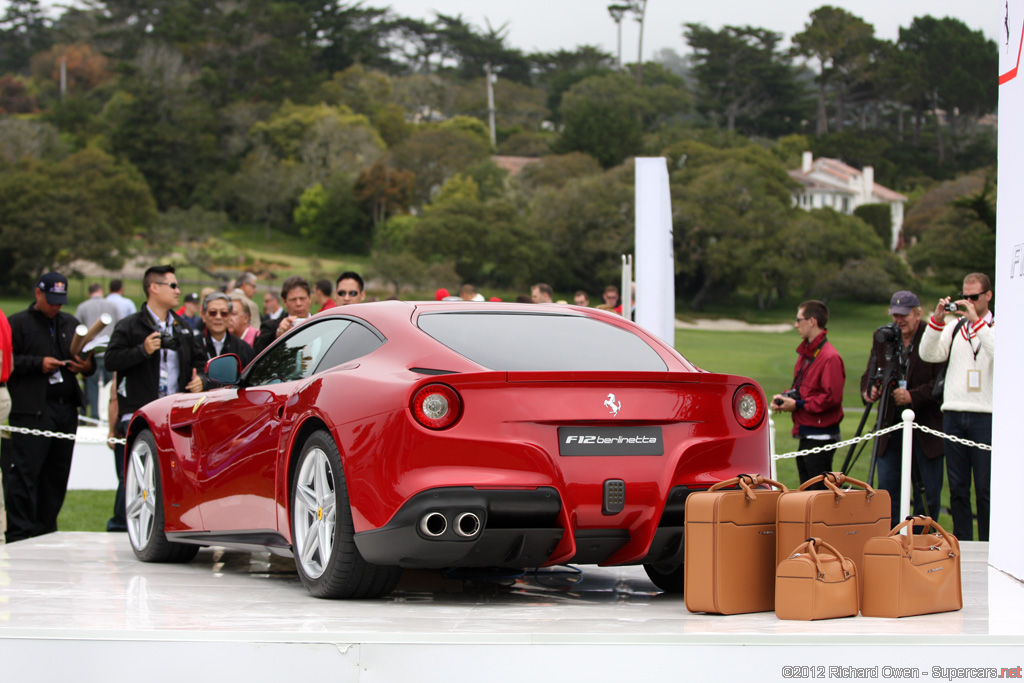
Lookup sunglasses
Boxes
[337,290,361,297]
[206,310,230,317]
[154,281,179,290]
[958,291,989,301]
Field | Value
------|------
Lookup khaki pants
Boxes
[0,385,10,542]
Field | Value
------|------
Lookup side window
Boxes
[315,322,384,372]
[247,320,351,386]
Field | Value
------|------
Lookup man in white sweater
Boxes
[919,273,994,541]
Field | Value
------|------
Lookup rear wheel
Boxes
[291,430,402,599]
[125,430,199,563]
[644,561,686,593]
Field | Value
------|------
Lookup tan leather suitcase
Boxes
[684,474,788,614]
[775,538,858,621]
[861,516,962,618]
[776,472,891,584]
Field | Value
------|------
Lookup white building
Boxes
[789,151,908,250]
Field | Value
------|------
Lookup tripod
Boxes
[840,347,935,521]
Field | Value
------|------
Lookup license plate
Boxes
[558,426,664,456]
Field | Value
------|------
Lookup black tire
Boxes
[644,561,686,593]
[290,430,402,599]
[125,429,199,563]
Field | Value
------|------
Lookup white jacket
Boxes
[919,313,994,413]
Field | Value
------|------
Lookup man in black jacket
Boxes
[192,292,255,386]
[2,272,95,542]
[105,266,204,531]
[105,265,204,419]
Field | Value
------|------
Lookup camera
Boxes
[943,301,959,312]
[159,330,181,351]
[773,388,799,406]
[873,322,901,345]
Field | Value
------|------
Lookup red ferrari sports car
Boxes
[124,301,769,598]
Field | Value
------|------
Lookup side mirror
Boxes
[206,354,241,385]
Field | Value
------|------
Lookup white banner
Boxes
[634,158,675,346]
[991,0,1024,580]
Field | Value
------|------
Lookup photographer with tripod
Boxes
[857,291,945,528]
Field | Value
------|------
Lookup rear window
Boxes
[417,311,668,372]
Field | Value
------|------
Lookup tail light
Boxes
[733,384,765,430]
[411,384,462,429]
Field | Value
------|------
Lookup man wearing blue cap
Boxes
[860,290,946,527]
[2,271,95,542]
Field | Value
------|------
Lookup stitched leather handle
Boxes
[792,537,850,579]
[797,471,877,499]
[708,473,789,500]
[889,515,959,560]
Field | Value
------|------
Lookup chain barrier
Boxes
[0,416,995,455]
[773,421,992,461]
[0,423,126,446]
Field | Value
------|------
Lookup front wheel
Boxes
[643,561,686,593]
[291,430,402,599]
[125,429,199,563]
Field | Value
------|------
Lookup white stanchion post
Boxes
[768,414,777,481]
[900,409,915,528]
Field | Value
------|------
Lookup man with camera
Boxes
[772,300,846,489]
[860,291,945,527]
[106,265,203,452]
[920,273,994,541]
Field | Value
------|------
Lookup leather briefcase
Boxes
[776,472,891,583]
[861,516,962,618]
[684,474,788,614]
[775,538,858,621]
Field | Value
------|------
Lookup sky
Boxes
[377,0,1004,60]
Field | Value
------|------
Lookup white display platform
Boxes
[1,533,1021,682]
[68,425,118,490]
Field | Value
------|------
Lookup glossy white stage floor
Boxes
[1,533,1021,682]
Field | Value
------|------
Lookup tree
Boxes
[293,175,368,253]
[0,118,65,161]
[554,73,644,168]
[685,23,808,135]
[0,148,157,293]
[792,6,876,136]
[31,43,112,95]
[0,0,52,74]
[354,159,415,229]
[389,126,491,205]
[898,16,998,166]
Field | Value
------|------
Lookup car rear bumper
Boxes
[353,485,697,569]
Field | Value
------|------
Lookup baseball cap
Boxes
[889,290,920,315]
[184,292,199,303]
[38,271,69,305]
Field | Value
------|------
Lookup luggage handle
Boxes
[888,516,959,560]
[797,471,877,500]
[791,537,852,581]
[708,473,788,500]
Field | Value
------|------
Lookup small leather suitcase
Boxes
[775,537,858,621]
[776,472,891,583]
[684,474,788,614]
[861,516,962,618]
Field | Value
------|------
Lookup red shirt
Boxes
[0,307,11,382]
[319,298,338,313]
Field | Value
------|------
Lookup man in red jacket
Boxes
[772,300,846,489]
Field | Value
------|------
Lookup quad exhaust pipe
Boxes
[418,511,482,538]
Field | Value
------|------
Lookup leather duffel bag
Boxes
[861,516,962,618]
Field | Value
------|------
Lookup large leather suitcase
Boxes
[776,472,891,582]
[684,474,788,614]
[861,516,962,618]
